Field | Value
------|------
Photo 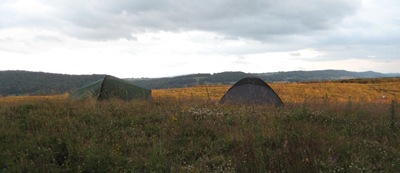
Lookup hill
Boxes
[1,70,399,96]
[0,71,105,96]
[128,70,400,89]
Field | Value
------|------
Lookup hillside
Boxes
[1,70,399,96]
[129,70,399,89]
[0,71,105,96]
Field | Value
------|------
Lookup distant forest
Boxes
[0,71,105,96]
[128,70,399,89]
[1,70,399,96]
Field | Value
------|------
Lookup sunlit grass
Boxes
[153,81,399,103]
[0,94,68,102]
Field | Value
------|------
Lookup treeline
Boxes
[130,70,397,89]
[129,72,252,89]
[130,73,211,89]
[257,70,390,82]
[0,71,105,96]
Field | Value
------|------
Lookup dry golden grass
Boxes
[153,82,400,103]
[1,80,399,104]
[152,85,229,100]
[0,94,69,105]
[274,82,399,103]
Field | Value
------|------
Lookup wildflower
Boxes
[303,157,310,163]
[169,114,178,121]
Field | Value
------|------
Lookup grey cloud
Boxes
[310,26,400,62]
[290,52,301,57]
[33,35,62,43]
[6,0,399,64]
[233,56,250,65]
[23,0,361,41]
[327,45,399,61]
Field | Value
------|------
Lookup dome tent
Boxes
[220,77,283,106]
[72,75,151,101]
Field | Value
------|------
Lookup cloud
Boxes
[290,52,301,57]
[1,0,361,41]
[1,0,400,77]
[233,56,250,65]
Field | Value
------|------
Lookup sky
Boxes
[0,0,399,78]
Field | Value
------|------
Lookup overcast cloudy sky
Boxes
[1,0,399,78]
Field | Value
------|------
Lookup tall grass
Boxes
[1,96,400,172]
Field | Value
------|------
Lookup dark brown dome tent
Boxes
[220,77,283,106]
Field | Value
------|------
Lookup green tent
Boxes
[72,75,151,100]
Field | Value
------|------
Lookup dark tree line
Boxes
[0,71,105,96]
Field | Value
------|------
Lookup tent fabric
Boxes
[220,77,283,106]
[73,76,151,100]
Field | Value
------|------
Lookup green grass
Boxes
[1,98,400,172]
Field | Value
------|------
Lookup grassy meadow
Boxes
[1,80,400,172]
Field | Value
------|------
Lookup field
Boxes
[153,81,399,103]
[1,81,400,172]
